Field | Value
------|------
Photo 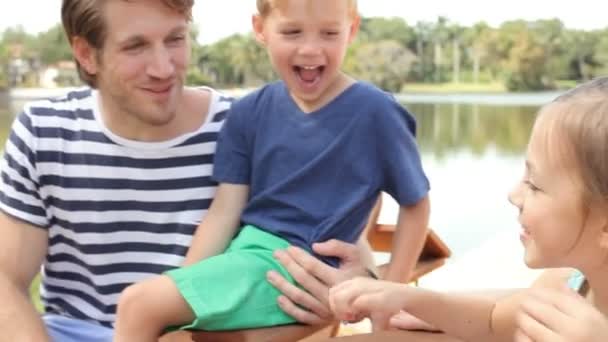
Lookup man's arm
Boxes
[182,183,249,265]
[0,212,49,341]
[383,195,430,283]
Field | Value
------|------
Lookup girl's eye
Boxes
[524,180,540,192]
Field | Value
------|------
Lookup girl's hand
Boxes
[390,310,440,332]
[515,287,608,342]
[329,277,409,329]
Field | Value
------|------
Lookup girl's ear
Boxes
[600,232,608,249]
[596,204,608,248]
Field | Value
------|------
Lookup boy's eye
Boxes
[281,30,301,35]
[324,31,339,36]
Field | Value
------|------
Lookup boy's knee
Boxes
[116,282,150,317]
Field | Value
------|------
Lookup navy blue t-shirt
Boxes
[213,81,429,265]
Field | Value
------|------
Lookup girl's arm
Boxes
[182,183,249,265]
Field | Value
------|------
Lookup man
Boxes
[0,1,370,341]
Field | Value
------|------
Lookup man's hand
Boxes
[267,239,368,325]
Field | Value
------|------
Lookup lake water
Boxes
[0,91,554,259]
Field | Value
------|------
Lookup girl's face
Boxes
[508,112,589,269]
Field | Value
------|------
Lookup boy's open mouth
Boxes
[294,65,325,85]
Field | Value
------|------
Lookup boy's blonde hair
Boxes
[540,77,608,206]
[256,0,358,18]
[61,0,194,88]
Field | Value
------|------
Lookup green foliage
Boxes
[35,24,72,65]
[0,44,8,89]
[3,16,608,92]
[351,40,416,92]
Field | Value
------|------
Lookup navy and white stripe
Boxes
[0,87,232,326]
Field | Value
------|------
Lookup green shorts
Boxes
[165,225,298,331]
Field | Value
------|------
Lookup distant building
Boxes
[40,60,78,88]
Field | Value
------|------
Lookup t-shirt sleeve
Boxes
[0,110,49,228]
[212,100,251,185]
[376,99,430,206]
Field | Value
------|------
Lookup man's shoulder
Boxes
[19,87,96,122]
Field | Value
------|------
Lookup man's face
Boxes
[92,0,190,130]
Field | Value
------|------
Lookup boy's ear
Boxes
[252,15,267,45]
[71,36,99,75]
[347,15,361,44]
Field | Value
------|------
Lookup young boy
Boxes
[114,0,430,339]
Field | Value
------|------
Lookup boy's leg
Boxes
[114,275,194,342]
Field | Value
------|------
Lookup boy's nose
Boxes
[298,38,322,56]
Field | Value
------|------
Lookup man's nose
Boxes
[147,47,175,79]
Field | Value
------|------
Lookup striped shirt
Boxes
[0,87,232,326]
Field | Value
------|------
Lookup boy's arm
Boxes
[0,212,50,341]
[383,195,430,283]
[182,183,249,265]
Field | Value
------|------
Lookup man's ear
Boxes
[252,14,267,45]
[71,36,99,76]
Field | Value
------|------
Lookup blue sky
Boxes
[1,1,605,45]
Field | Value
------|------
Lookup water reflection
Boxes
[381,101,538,257]
[407,102,537,157]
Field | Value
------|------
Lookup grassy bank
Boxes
[402,82,507,93]
[30,274,43,312]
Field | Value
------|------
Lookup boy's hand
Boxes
[328,277,409,329]
[515,287,608,342]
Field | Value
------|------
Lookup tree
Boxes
[0,43,8,89]
[36,24,72,65]
[563,29,599,81]
[447,24,465,83]
[358,17,415,47]
[352,40,416,92]
[463,22,494,83]
[505,30,550,91]
[594,29,608,75]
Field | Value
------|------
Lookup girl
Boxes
[328,77,608,342]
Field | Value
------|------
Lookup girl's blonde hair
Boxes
[256,0,358,18]
[540,77,608,206]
